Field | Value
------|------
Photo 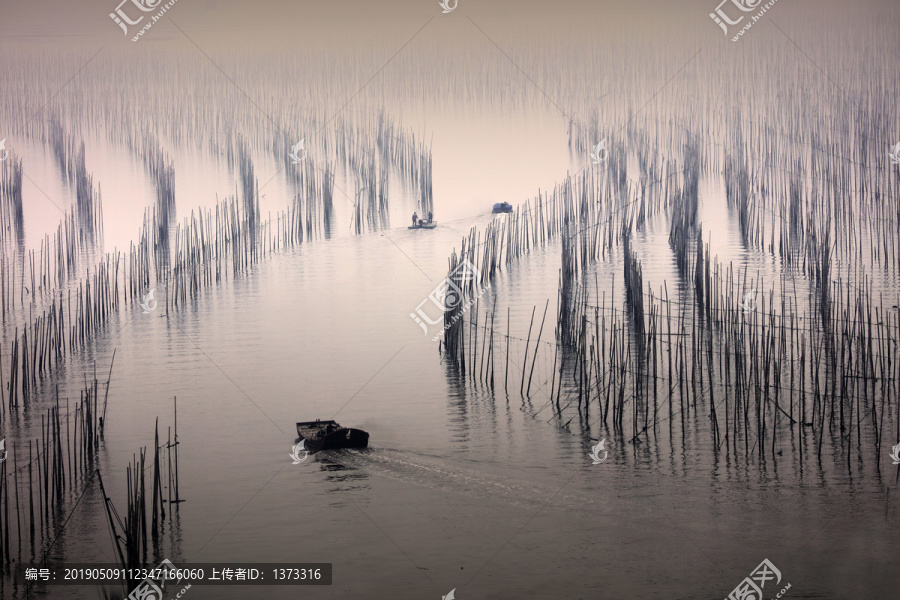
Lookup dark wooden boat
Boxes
[408,221,437,229]
[296,420,369,452]
[492,202,513,213]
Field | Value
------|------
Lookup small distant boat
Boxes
[408,221,437,229]
[296,419,369,452]
[492,202,513,213]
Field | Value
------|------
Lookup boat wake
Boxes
[316,447,604,512]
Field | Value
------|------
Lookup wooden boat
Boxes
[492,202,513,213]
[408,221,437,229]
[296,420,369,452]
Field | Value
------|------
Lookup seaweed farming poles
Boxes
[667,136,701,277]
[0,154,25,318]
[548,237,900,469]
[5,121,395,396]
[73,142,104,248]
[167,193,262,308]
[98,406,182,594]
[417,148,433,216]
[439,171,603,383]
[274,109,430,236]
[0,367,113,572]
[2,381,185,599]
[3,250,120,407]
[45,119,105,246]
[272,129,336,242]
[0,126,105,321]
[0,153,23,250]
[238,139,260,253]
[328,110,433,203]
[440,162,664,378]
[439,117,898,472]
[350,147,390,235]
[2,209,99,320]
[145,138,176,272]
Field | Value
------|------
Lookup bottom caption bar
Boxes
[18,561,332,586]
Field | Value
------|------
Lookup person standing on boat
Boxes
[427,210,433,223]
[412,212,418,227]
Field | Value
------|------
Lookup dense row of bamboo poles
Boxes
[440,89,899,472]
